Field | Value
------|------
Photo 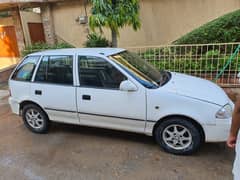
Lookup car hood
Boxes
[162,72,230,106]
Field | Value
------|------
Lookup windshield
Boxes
[109,51,171,88]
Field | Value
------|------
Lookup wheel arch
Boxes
[152,115,205,143]
[19,100,47,117]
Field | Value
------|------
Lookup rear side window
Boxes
[35,55,73,85]
[11,56,40,81]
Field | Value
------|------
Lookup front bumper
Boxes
[8,97,20,115]
[203,118,231,142]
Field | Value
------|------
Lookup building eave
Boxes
[0,0,64,11]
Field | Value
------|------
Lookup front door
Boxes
[76,55,146,133]
[31,55,78,124]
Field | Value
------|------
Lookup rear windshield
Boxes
[11,56,40,81]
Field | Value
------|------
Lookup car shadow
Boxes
[50,122,156,146]
[49,122,234,158]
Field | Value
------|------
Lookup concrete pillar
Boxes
[41,4,56,45]
[11,8,25,55]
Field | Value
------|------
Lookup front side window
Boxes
[12,56,40,81]
[78,56,126,89]
[35,55,73,85]
[110,51,171,88]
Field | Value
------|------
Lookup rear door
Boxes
[30,54,79,124]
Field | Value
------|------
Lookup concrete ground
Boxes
[0,93,235,180]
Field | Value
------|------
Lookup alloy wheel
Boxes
[162,124,192,150]
[25,108,44,129]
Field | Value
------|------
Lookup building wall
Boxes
[52,0,89,47]
[20,11,42,46]
[0,16,13,26]
[120,0,240,47]
[51,0,240,47]
[41,4,56,45]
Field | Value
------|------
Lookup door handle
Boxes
[35,90,42,95]
[82,95,91,100]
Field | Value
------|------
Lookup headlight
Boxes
[215,104,232,119]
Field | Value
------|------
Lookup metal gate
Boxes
[0,25,20,57]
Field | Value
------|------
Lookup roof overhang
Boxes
[0,0,63,11]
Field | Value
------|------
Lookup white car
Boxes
[8,48,233,155]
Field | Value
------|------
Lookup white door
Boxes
[76,55,146,133]
[30,55,79,124]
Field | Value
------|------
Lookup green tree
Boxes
[89,0,141,47]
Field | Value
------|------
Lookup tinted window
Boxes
[12,56,40,81]
[78,56,126,89]
[35,55,73,85]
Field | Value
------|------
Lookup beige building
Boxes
[2,0,240,48]
[51,0,240,47]
[0,0,240,75]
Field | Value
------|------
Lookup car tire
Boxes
[22,104,49,134]
[154,117,202,155]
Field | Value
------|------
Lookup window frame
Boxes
[77,55,128,90]
[32,54,75,86]
[11,55,41,82]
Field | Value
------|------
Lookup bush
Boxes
[174,9,240,44]
[22,42,74,56]
[139,49,240,73]
[84,33,109,47]
[147,56,238,72]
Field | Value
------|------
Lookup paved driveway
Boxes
[0,90,8,100]
[0,96,235,180]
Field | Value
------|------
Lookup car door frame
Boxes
[29,52,79,125]
[75,52,148,133]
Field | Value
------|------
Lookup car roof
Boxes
[29,48,126,56]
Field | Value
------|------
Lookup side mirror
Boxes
[120,80,138,92]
